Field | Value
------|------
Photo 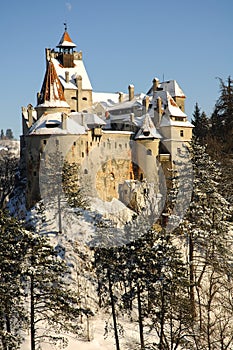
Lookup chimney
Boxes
[153,78,159,95]
[153,97,162,127]
[61,113,68,130]
[128,84,134,101]
[143,96,150,112]
[65,71,70,83]
[75,75,82,90]
[28,104,34,127]
[130,113,135,123]
[118,92,124,103]
[157,97,162,116]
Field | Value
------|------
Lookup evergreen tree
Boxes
[0,210,93,349]
[210,76,233,153]
[192,103,209,143]
[94,226,192,350]
[0,211,31,349]
[0,130,4,140]
[5,129,14,140]
[25,234,93,349]
[174,140,233,349]
[62,161,89,211]
[0,150,19,209]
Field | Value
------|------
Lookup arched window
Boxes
[147,149,152,155]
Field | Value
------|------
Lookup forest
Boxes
[0,77,232,350]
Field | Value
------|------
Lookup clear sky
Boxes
[1,0,233,139]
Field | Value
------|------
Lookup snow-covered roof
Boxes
[28,113,86,135]
[135,114,162,139]
[160,80,185,98]
[70,112,106,127]
[92,92,120,106]
[166,96,187,118]
[52,58,92,91]
[160,114,193,128]
[147,79,185,98]
[56,30,76,48]
[108,97,144,112]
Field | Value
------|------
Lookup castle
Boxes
[21,28,193,210]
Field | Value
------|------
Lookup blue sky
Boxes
[1,0,233,139]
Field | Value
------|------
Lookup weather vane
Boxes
[64,22,67,31]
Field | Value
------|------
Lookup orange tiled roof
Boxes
[38,61,67,105]
[57,30,76,48]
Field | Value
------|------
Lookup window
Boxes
[81,152,84,158]
[73,141,76,146]
[82,97,87,101]
[43,140,47,145]
[84,169,88,174]
[147,149,152,155]
[180,130,184,137]
[33,171,37,177]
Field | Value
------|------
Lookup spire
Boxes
[56,26,76,49]
[135,114,162,140]
[37,60,69,108]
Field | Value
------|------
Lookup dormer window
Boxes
[45,120,60,128]
[143,130,150,137]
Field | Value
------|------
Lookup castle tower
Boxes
[134,114,162,183]
[56,27,77,67]
[45,28,93,113]
[36,60,70,118]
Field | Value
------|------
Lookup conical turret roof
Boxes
[37,60,69,108]
[56,30,76,48]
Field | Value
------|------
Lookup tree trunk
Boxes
[159,288,165,350]
[189,231,196,320]
[0,316,7,350]
[5,307,12,350]
[30,274,35,350]
[137,283,145,350]
[107,269,120,350]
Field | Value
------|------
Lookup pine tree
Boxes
[175,140,233,349]
[210,76,233,153]
[62,161,89,211]
[94,226,192,350]
[25,234,93,349]
[192,103,209,143]
[0,210,94,349]
[0,149,19,209]
[0,211,31,349]
[5,129,14,140]
[0,130,4,140]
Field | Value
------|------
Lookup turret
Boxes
[35,60,70,118]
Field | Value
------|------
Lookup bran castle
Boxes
[21,29,193,210]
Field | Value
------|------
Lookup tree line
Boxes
[0,129,14,141]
